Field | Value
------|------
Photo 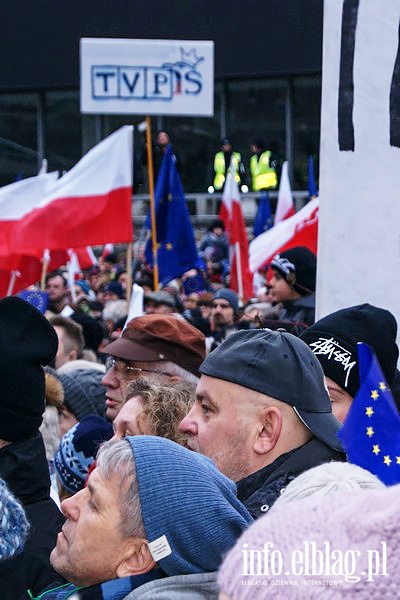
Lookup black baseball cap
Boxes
[199,329,343,452]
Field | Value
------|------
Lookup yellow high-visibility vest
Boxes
[213,151,241,190]
[250,151,277,191]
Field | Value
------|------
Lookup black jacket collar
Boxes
[0,432,51,505]
[237,438,345,518]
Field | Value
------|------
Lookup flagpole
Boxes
[6,270,19,296]
[40,249,50,291]
[145,115,159,290]
[126,242,133,306]
[234,241,244,300]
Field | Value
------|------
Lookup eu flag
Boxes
[338,342,400,485]
[307,155,318,199]
[18,290,48,314]
[145,145,199,285]
[253,191,273,238]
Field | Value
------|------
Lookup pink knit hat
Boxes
[218,484,400,598]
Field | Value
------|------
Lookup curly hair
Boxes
[124,379,195,447]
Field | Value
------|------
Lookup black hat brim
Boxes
[294,407,344,452]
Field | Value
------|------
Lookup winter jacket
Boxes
[32,571,218,600]
[0,433,65,599]
[32,571,165,599]
[237,437,345,519]
[123,572,218,599]
[34,571,218,600]
[277,292,316,329]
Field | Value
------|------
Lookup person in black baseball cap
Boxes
[269,246,317,330]
[300,303,400,422]
[179,328,344,519]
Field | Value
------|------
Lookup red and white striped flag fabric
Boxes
[219,170,253,300]
[0,172,65,296]
[249,197,319,273]
[12,126,133,254]
[0,172,59,258]
[274,161,295,224]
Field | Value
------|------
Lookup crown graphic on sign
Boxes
[180,48,204,68]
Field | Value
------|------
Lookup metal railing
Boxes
[132,191,310,231]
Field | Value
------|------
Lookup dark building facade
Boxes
[0,0,323,190]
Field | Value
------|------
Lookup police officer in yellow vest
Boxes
[250,139,278,191]
[210,138,245,192]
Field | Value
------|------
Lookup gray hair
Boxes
[96,438,145,538]
[156,360,199,384]
[102,300,128,324]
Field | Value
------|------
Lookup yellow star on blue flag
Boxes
[338,342,400,485]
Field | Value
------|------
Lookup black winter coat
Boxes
[0,433,65,600]
[237,438,345,519]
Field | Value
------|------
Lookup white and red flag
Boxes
[0,172,64,296]
[0,172,59,258]
[249,197,319,273]
[12,125,133,253]
[219,170,253,300]
[274,161,295,224]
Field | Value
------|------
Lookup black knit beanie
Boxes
[0,297,58,442]
[271,247,317,296]
[300,304,399,398]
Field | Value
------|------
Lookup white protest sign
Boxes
[317,0,400,331]
[80,38,214,116]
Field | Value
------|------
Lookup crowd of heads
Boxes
[0,240,399,598]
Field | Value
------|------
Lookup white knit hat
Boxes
[274,461,384,506]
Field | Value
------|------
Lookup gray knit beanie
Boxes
[57,368,106,420]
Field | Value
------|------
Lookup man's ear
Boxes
[116,539,156,578]
[167,375,181,383]
[68,349,78,362]
[253,406,282,455]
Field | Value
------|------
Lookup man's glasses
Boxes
[105,356,172,379]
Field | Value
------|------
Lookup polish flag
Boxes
[0,250,69,297]
[12,126,133,254]
[66,246,99,302]
[219,170,253,300]
[249,197,319,273]
[74,246,98,270]
[0,172,64,296]
[274,161,295,224]
[101,243,115,260]
[0,153,109,296]
[0,245,97,298]
[0,172,59,258]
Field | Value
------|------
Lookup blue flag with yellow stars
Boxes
[338,342,400,485]
[18,289,48,314]
[145,145,199,285]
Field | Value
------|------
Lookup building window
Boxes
[225,78,287,184]
[45,90,82,173]
[0,93,38,185]
[292,75,321,189]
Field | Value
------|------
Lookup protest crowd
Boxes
[0,126,399,600]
